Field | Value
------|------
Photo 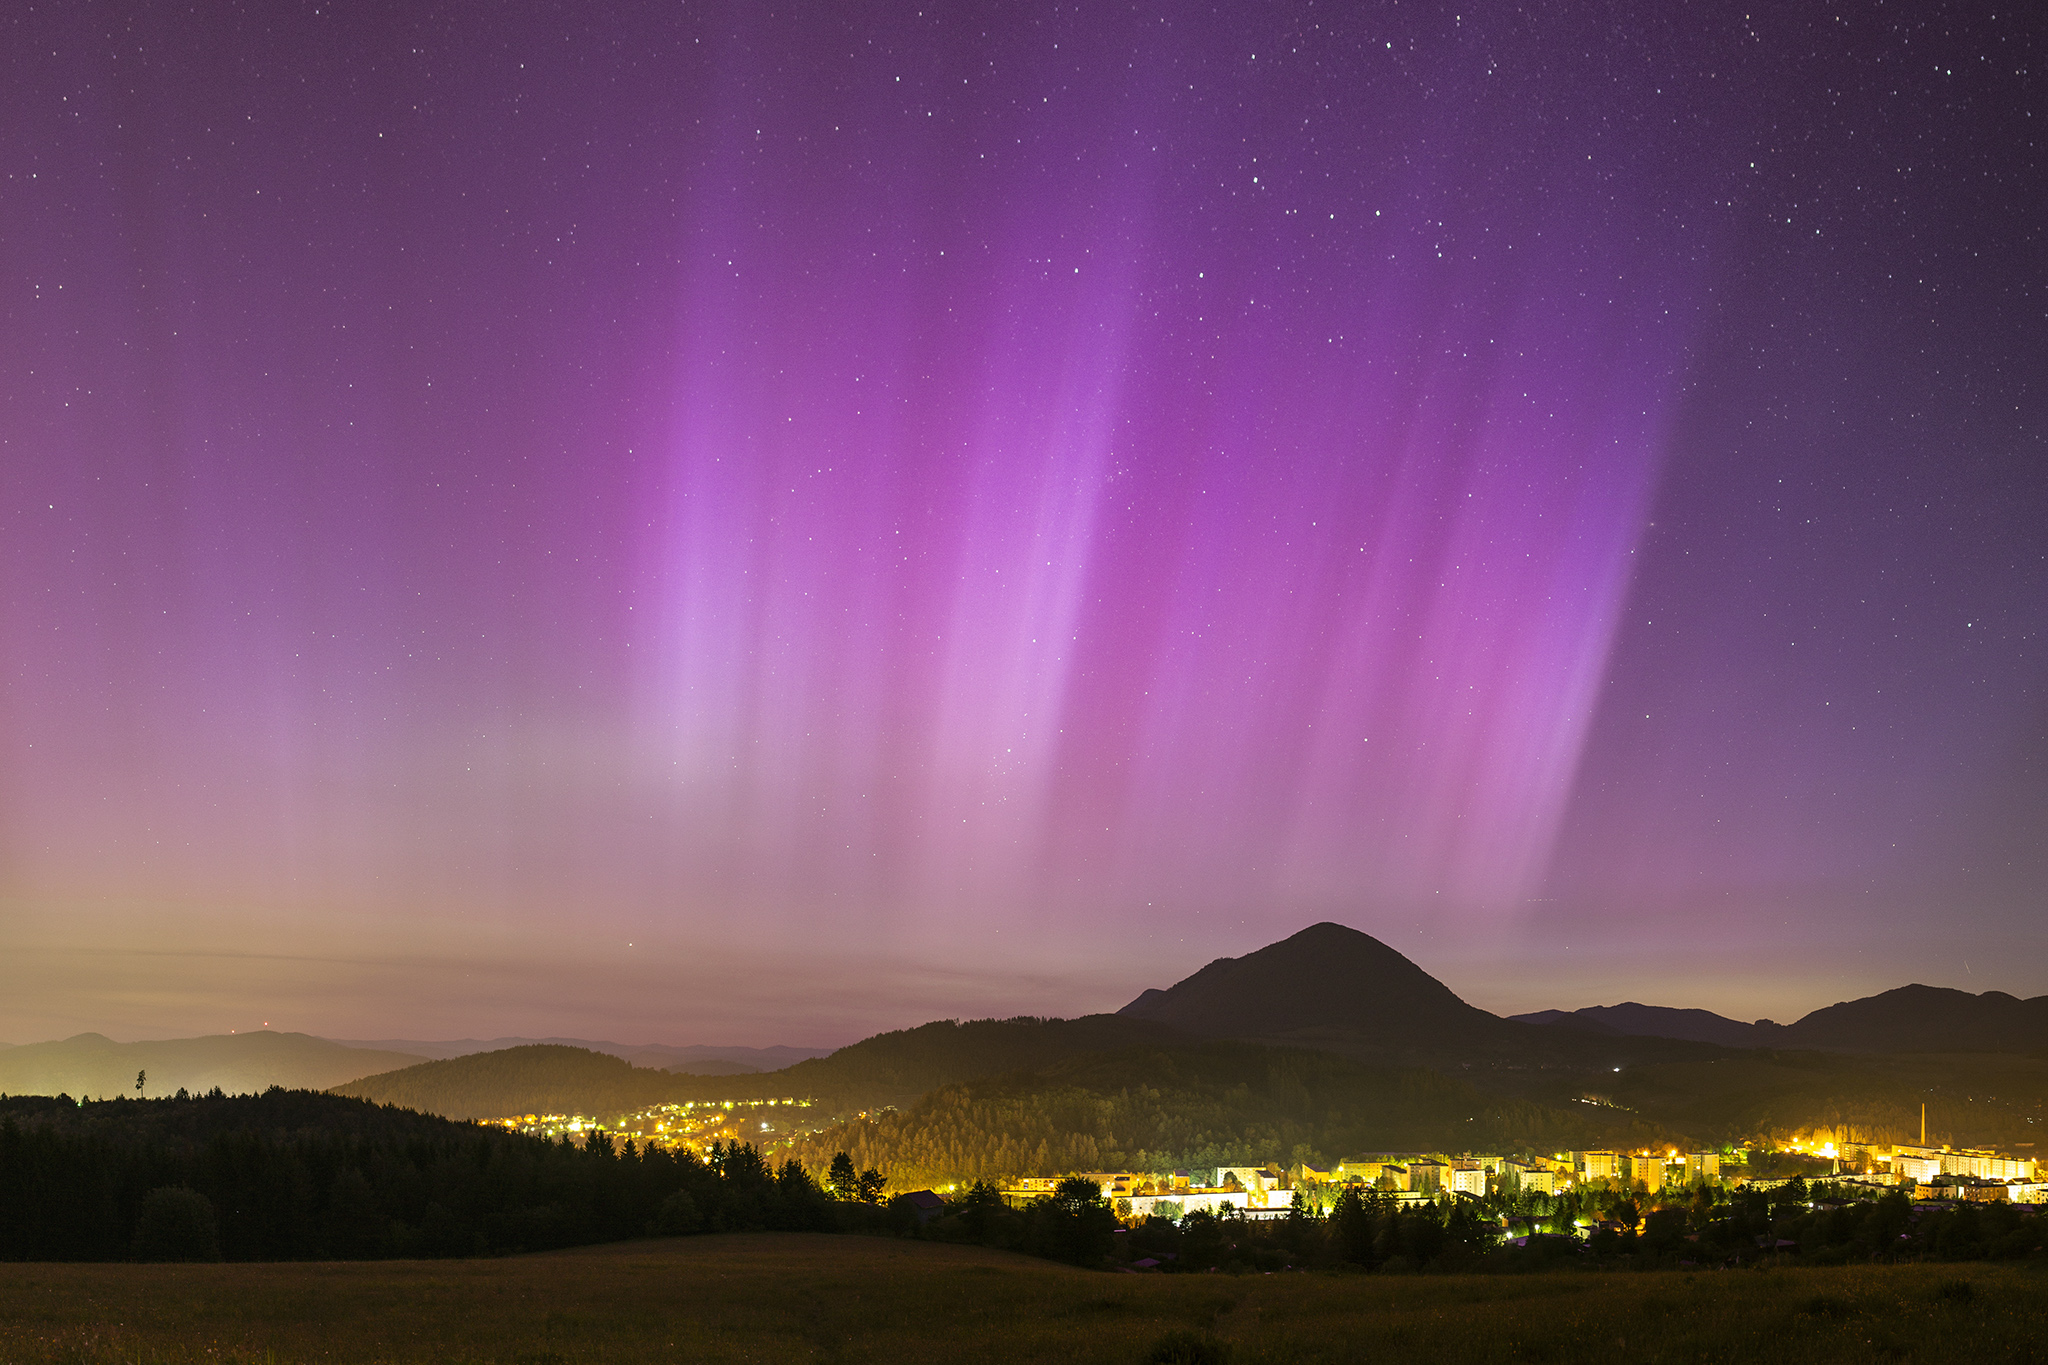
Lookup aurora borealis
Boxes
[3,3,2042,1043]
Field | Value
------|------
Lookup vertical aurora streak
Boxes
[2,3,2041,1040]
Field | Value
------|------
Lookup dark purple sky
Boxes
[3,2,2042,1045]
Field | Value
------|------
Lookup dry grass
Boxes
[1,1236,2043,1364]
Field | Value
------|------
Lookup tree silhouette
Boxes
[827,1151,859,1200]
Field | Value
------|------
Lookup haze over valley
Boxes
[2,4,2041,1353]
[12,925,2044,1181]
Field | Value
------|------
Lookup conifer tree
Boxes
[827,1151,858,1200]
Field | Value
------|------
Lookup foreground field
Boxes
[2,1236,2044,1364]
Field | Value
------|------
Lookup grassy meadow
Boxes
[1,1235,2044,1364]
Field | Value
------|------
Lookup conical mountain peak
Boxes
[1118,922,1500,1043]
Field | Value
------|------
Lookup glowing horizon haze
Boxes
[3,3,2042,1044]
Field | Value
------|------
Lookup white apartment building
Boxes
[1893,1154,1943,1182]
[1942,1151,2036,1181]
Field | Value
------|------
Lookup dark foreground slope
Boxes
[4,1236,2043,1365]
[0,1089,837,1262]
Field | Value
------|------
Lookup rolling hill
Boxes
[334,1016,1187,1120]
[1509,1003,1771,1048]
[329,1044,691,1120]
[34,921,2034,1166]
[1780,985,2048,1054]
[1513,985,2048,1054]
[324,1037,826,1072]
[322,925,1730,1128]
[782,1039,1673,1189]
[0,1032,428,1100]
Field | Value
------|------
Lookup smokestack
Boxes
[1921,1103,1926,1147]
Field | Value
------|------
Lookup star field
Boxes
[1,1,2041,1042]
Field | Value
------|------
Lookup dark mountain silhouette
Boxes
[1509,1003,1771,1048]
[1513,986,2048,1054]
[331,1044,689,1120]
[658,1056,761,1075]
[1780,985,2048,1053]
[626,1042,827,1072]
[325,1037,824,1072]
[1117,922,1508,1047]
[1507,1009,1622,1034]
[0,1031,427,1100]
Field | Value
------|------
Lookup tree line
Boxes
[781,1040,1670,1188]
[15,1087,2027,1275]
[0,1090,877,1262]
[912,1177,2043,1276]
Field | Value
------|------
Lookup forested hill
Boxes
[1513,987,2048,1054]
[781,1040,1675,1191]
[0,1089,843,1263]
[0,1089,487,1145]
[662,1014,1188,1112]
[330,1045,688,1119]
[332,1017,1191,1121]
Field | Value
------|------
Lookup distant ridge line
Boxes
[322,1038,834,1073]
[1511,984,2048,1053]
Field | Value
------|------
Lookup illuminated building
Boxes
[1215,1165,1285,1200]
[1406,1158,1448,1194]
[1942,1151,2036,1181]
[1575,1150,1620,1180]
[1893,1153,1942,1182]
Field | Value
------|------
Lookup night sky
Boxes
[4,2,2042,1045]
